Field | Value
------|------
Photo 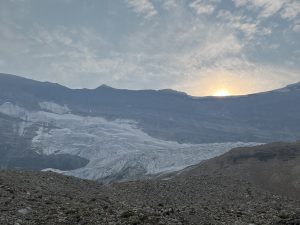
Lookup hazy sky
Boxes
[0,0,299,96]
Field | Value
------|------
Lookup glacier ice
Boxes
[0,102,259,181]
[39,102,70,115]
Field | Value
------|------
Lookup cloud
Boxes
[233,0,300,21]
[179,63,300,96]
[0,0,299,96]
[189,0,216,15]
[281,1,300,20]
[233,0,284,17]
[255,0,285,18]
[161,0,177,10]
[230,0,300,37]
[126,0,157,19]
[8,0,25,2]
[233,0,248,7]
[293,23,300,33]
[217,10,260,40]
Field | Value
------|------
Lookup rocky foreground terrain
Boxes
[1,142,300,225]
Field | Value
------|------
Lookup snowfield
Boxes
[0,102,259,182]
[39,102,71,115]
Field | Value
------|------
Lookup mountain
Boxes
[110,141,300,224]
[1,142,300,224]
[275,82,300,92]
[187,141,300,200]
[0,73,300,181]
[1,73,300,144]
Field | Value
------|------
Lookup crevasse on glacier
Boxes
[0,102,259,182]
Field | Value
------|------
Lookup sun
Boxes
[213,89,231,97]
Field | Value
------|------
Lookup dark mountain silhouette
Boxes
[1,73,300,144]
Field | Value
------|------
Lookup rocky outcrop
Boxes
[187,141,300,200]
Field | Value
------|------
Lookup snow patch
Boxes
[42,168,65,173]
[39,102,70,114]
[275,82,300,93]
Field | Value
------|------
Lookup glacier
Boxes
[39,102,71,115]
[0,102,259,182]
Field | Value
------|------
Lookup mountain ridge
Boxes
[1,73,300,182]
[1,72,300,97]
[1,72,300,144]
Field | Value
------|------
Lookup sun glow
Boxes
[213,89,231,97]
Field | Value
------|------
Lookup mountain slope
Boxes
[0,101,255,182]
[0,170,185,225]
[110,142,300,224]
[2,142,300,224]
[186,141,300,200]
[1,73,300,144]
[0,73,300,181]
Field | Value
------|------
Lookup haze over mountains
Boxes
[0,73,300,182]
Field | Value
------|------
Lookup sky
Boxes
[0,0,299,96]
